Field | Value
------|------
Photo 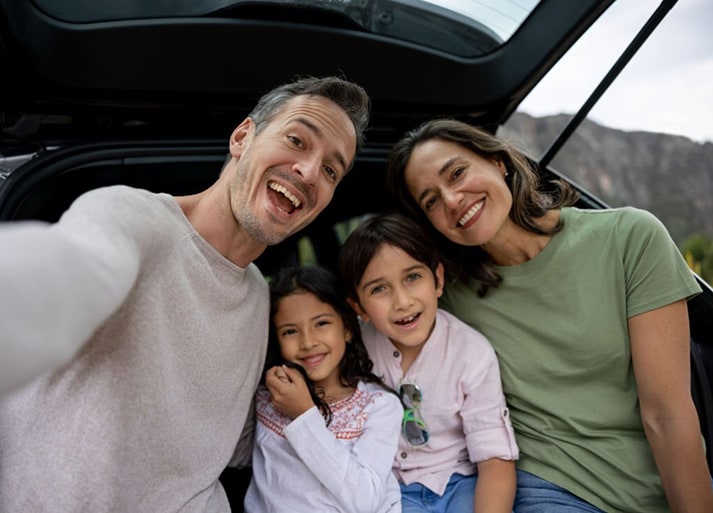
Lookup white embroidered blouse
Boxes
[244,380,403,513]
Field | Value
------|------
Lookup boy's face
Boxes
[350,243,444,356]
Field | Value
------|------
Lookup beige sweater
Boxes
[0,186,269,512]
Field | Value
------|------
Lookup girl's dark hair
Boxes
[267,265,392,425]
[338,212,442,304]
[386,118,579,295]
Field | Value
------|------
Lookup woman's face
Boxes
[404,138,512,247]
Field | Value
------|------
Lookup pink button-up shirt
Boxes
[362,309,519,495]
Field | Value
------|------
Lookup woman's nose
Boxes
[442,187,463,209]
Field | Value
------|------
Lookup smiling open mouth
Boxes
[268,181,302,213]
[458,200,483,227]
[395,313,420,326]
[301,354,325,367]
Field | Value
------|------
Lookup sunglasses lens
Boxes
[401,386,429,448]
[400,383,422,409]
[403,419,429,446]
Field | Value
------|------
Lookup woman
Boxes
[385,118,712,513]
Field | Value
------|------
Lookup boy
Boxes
[338,212,518,513]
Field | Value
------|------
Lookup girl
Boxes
[243,265,403,513]
[386,118,713,513]
[338,212,519,513]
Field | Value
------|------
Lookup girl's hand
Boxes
[265,365,315,419]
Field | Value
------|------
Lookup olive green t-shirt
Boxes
[441,207,701,513]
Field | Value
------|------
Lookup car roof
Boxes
[0,0,615,145]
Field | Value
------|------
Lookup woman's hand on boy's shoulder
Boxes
[265,365,315,419]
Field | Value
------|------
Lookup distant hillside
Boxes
[499,112,713,245]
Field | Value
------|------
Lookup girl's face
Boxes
[404,138,512,247]
[349,243,444,360]
[273,291,351,393]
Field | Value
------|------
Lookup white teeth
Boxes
[397,314,417,325]
[269,182,301,208]
[458,200,483,226]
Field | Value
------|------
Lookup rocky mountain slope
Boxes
[499,112,713,245]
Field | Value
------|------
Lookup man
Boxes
[0,76,370,512]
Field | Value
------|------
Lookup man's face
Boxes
[228,95,356,245]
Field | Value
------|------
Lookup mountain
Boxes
[498,112,713,245]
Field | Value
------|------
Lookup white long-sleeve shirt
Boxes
[0,185,269,512]
[244,380,403,513]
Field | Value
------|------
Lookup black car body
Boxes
[1,0,711,506]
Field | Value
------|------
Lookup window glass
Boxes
[423,0,540,40]
[499,0,713,284]
[35,0,540,57]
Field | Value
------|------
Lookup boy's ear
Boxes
[435,262,445,298]
[229,117,254,158]
[347,297,369,323]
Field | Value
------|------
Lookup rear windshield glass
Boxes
[34,0,540,57]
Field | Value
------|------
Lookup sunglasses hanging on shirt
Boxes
[398,381,429,448]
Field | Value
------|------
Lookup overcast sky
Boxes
[518,0,713,144]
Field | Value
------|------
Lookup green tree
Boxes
[681,234,713,286]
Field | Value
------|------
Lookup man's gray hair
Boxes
[249,75,371,158]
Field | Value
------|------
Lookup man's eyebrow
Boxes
[295,117,348,173]
[416,156,458,204]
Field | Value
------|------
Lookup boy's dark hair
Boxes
[250,75,371,169]
[267,265,392,425]
[338,211,442,304]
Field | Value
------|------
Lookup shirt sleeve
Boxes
[283,391,403,513]
[619,208,701,318]
[460,340,519,462]
[0,188,145,395]
[228,398,256,468]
